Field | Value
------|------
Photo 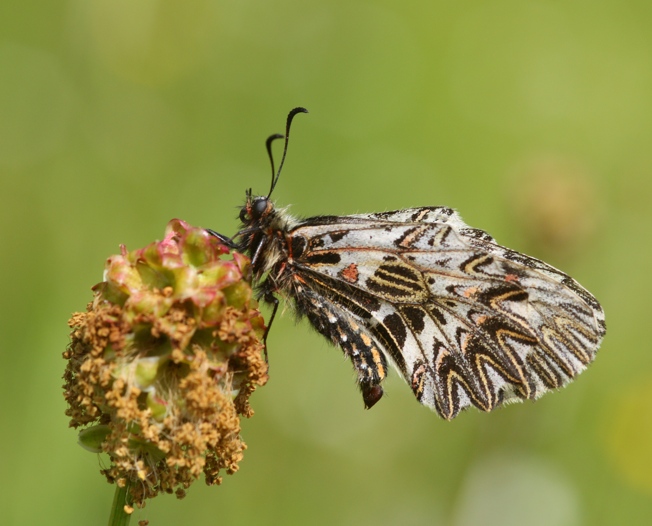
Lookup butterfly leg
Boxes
[261,291,280,364]
[205,228,238,249]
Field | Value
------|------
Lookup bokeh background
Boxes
[1,1,651,525]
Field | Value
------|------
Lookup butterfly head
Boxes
[239,192,274,228]
[235,189,288,271]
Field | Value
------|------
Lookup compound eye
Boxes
[251,198,268,219]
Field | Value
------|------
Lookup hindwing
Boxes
[284,207,605,420]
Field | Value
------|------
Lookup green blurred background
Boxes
[1,1,651,525]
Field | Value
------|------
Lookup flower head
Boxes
[63,219,268,506]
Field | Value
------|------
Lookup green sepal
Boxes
[78,424,111,453]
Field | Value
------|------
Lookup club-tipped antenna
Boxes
[265,133,284,196]
[267,107,308,199]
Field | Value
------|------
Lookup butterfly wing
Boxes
[287,206,605,419]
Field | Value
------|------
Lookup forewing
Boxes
[290,207,605,419]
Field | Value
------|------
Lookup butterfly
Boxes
[210,107,606,420]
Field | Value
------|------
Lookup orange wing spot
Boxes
[339,263,359,284]
[370,347,386,379]
[505,274,519,282]
[435,347,450,367]
[459,332,471,353]
[411,364,427,396]
[463,286,479,298]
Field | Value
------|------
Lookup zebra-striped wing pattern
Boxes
[287,206,605,419]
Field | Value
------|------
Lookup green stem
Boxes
[108,483,132,526]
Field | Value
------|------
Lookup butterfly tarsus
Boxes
[206,229,238,249]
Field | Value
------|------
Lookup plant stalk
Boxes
[108,483,132,526]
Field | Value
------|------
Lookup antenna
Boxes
[265,133,284,196]
[267,107,308,198]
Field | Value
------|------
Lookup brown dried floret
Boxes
[63,219,268,507]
